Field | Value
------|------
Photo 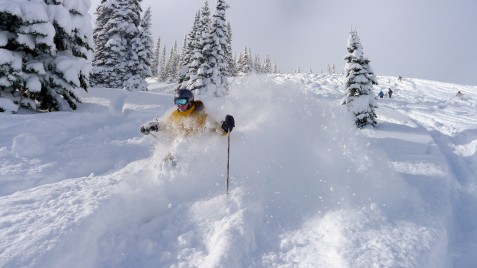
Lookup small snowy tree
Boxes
[341,30,378,128]
[165,40,179,83]
[236,47,252,75]
[272,62,279,74]
[158,45,167,81]
[328,64,336,74]
[0,0,93,112]
[263,55,272,74]
[151,37,161,77]
[225,22,236,77]
[253,55,263,74]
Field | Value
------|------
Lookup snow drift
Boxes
[1,74,477,267]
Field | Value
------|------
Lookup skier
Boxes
[140,89,235,137]
[388,88,393,98]
[378,90,384,98]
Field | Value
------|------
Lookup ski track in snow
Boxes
[1,74,477,267]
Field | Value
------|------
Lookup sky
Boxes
[2,73,477,266]
[88,0,477,86]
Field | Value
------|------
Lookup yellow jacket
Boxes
[161,101,225,137]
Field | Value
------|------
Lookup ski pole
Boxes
[226,130,231,195]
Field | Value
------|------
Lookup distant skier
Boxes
[388,88,393,98]
[378,90,384,98]
[140,89,235,138]
[456,91,463,98]
[398,75,403,81]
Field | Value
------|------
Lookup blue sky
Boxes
[89,0,477,86]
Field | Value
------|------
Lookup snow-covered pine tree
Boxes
[341,30,378,128]
[177,35,188,85]
[125,6,153,91]
[247,47,253,71]
[186,1,211,94]
[225,22,236,77]
[151,37,161,77]
[165,40,179,83]
[328,64,336,74]
[208,0,230,96]
[90,0,142,89]
[272,62,279,73]
[253,55,262,74]
[90,0,112,86]
[158,45,167,81]
[0,0,93,112]
[263,55,272,74]
[177,12,200,88]
[236,47,252,75]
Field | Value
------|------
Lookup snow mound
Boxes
[1,74,477,267]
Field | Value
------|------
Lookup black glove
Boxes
[140,126,150,135]
[221,115,235,133]
[140,123,159,135]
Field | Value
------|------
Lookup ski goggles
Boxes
[175,98,188,106]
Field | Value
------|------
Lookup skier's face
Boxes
[176,99,190,112]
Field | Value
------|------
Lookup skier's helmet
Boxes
[174,89,194,106]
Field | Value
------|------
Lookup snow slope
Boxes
[1,74,477,267]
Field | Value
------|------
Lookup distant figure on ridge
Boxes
[398,76,403,81]
[456,91,464,98]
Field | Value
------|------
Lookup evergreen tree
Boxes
[0,0,92,112]
[186,1,211,94]
[328,64,336,74]
[165,41,179,82]
[272,62,279,73]
[91,0,142,88]
[158,45,167,82]
[253,55,262,74]
[151,37,161,77]
[263,55,272,74]
[125,6,153,91]
[177,35,188,83]
[91,0,113,86]
[178,12,200,88]
[341,30,378,128]
[225,22,236,77]
[247,47,253,71]
[208,0,231,96]
[236,47,252,75]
